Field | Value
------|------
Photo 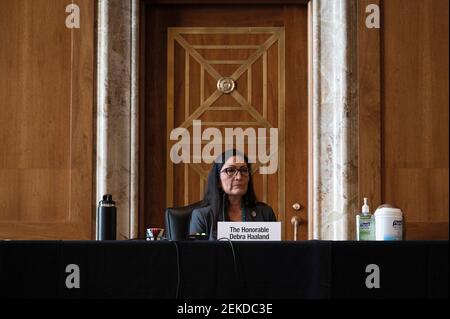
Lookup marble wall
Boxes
[311,0,359,240]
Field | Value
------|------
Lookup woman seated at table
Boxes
[189,148,277,240]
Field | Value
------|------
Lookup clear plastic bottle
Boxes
[356,198,374,240]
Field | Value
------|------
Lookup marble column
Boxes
[311,0,359,240]
[97,0,139,239]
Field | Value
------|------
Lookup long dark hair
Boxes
[202,149,257,221]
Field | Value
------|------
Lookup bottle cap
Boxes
[362,197,370,214]
[99,194,116,206]
[374,206,403,218]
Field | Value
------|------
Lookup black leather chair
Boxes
[165,201,203,240]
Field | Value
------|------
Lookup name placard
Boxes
[217,222,281,241]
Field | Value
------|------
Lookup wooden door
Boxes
[143,4,308,240]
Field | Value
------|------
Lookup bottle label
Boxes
[358,215,374,240]
[360,221,371,230]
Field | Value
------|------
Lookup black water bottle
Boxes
[96,194,117,240]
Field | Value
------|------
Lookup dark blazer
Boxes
[189,203,277,240]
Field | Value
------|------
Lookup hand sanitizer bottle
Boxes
[356,198,374,240]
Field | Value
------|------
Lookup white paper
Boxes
[217,222,281,241]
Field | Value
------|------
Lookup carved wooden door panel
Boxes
[167,27,284,221]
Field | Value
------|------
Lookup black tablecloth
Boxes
[0,240,447,299]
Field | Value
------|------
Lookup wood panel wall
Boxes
[359,0,448,240]
[0,0,94,239]
[382,0,448,239]
[358,0,382,214]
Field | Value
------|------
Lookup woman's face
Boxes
[219,156,249,197]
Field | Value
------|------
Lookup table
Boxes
[0,240,447,299]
